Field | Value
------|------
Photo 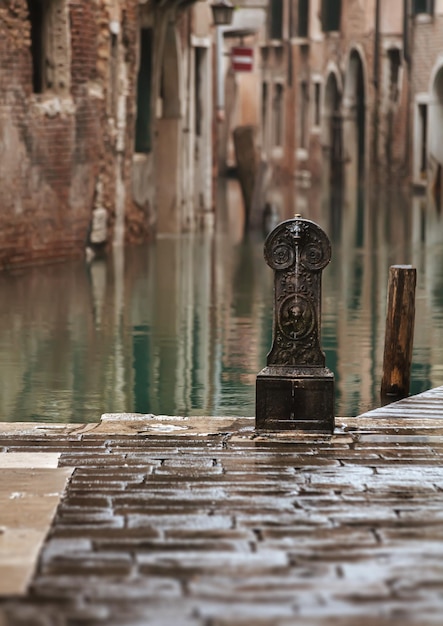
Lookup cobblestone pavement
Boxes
[1,387,443,625]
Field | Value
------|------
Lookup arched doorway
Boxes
[428,64,443,213]
[323,71,343,187]
[343,49,366,189]
[156,23,182,233]
[322,71,343,240]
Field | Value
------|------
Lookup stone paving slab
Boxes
[0,461,73,596]
[0,388,443,624]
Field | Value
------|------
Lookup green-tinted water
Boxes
[0,182,442,422]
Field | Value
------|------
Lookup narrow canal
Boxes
[0,181,442,423]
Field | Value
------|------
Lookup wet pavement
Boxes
[1,388,443,625]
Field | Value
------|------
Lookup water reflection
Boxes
[319,182,443,416]
[0,181,442,422]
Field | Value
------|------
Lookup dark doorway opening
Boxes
[27,0,45,93]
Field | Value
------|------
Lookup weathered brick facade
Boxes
[0,0,144,270]
[409,9,443,196]
[258,0,423,216]
[412,16,443,94]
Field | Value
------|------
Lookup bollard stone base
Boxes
[256,366,335,432]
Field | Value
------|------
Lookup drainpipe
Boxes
[216,25,225,115]
[372,0,381,172]
[373,0,380,90]
[403,0,411,66]
[403,0,412,177]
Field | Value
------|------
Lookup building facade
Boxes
[0,0,219,270]
[0,0,144,269]
[409,0,443,206]
[133,0,216,235]
[2,1,443,270]
[258,0,443,218]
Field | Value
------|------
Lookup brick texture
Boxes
[0,0,145,271]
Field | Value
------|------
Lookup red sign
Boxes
[231,47,253,72]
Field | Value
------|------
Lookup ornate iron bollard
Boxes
[256,215,335,432]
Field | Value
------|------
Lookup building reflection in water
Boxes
[317,177,443,416]
[0,179,442,423]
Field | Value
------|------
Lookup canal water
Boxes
[0,181,442,423]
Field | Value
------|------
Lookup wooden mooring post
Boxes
[233,125,258,231]
[380,265,417,401]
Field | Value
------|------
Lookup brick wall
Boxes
[412,17,443,95]
[0,0,143,270]
[301,1,377,184]
[304,1,413,184]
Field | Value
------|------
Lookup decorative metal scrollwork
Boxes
[264,218,331,272]
[278,294,315,342]
[264,216,331,368]
[300,240,330,271]
[271,241,295,270]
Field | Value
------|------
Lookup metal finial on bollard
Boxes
[256,216,335,433]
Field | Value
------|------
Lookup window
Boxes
[313,81,321,127]
[135,28,153,153]
[27,0,44,93]
[300,80,309,148]
[194,47,206,138]
[26,0,70,94]
[273,83,284,147]
[108,32,119,117]
[270,0,283,39]
[418,103,428,177]
[321,0,342,33]
[387,48,401,103]
[412,0,434,15]
[298,0,309,38]
[262,82,268,145]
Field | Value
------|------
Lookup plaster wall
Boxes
[380,1,403,34]
[309,0,323,41]
[156,118,181,233]
[192,2,212,38]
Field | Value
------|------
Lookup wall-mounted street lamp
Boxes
[211,0,235,26]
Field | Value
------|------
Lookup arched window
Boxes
[387,48,401,103]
